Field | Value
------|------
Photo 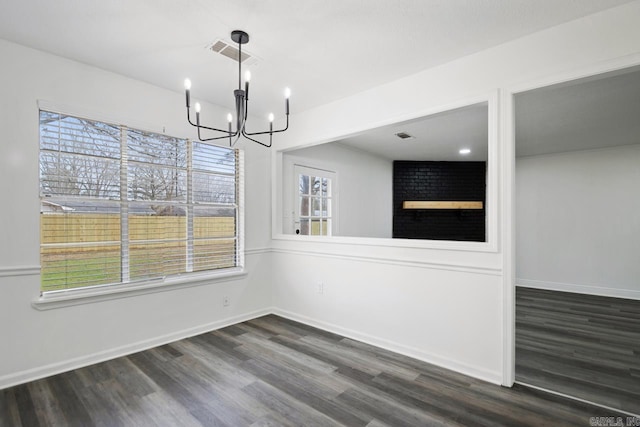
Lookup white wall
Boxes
[0,39,273,389]
[516,144,640,299]
[283,143,393,238]
[271,1,640,385]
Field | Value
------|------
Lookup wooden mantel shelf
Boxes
[403,201,483,210]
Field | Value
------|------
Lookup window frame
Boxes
[34,103,245,308]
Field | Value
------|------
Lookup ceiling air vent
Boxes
[209,39,252,63]
[395,132,414,140]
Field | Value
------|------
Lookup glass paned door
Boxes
[293,165,335,236]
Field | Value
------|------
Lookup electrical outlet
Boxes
[317,282,324,294]
[223,296,230,307]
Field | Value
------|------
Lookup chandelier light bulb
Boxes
[245,70,251,82]
[184,79,192,108]
[227,113,233,123]
[268,113,274,122]
[194,102,201,113]
[284,87,291,99]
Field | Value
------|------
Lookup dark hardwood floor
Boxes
[516,286,640,416]
[1,314,625,426]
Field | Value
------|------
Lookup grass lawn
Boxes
[41,241,236,292]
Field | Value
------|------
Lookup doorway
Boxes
[292,165,336,236]
[514,65,640,415]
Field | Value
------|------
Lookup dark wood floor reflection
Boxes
[2,314,623,426]
[516,286,640,416]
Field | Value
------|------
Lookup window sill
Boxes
[32,268,248,311]
[271,233,497,253]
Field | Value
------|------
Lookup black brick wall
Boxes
[393,161,486,241]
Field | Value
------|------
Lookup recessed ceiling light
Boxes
[459,148,471,155]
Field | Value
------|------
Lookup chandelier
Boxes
[183,30,290,148]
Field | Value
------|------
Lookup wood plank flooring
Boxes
[1,314,625,426]
[516,286,640,416]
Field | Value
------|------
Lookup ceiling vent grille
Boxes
[209,39,253,63]
[395,132,414,140]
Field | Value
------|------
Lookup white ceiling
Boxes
[0,0,634,119]
[335,103,488,161]
[515,65,640,157]
[305,66,640,161]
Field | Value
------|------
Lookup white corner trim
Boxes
[500,87,516,388]
[0,265,41,278]
[0,308,272,391]
[517,279,640,301]
[271,248,502,276]
[272,308,503,386]
[33,269,249,310]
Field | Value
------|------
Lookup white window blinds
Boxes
[39,110,241,292]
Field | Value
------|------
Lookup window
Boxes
[39,111,242,293]
[293,165,335,236]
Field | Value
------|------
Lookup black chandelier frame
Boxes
[184,30,289,148]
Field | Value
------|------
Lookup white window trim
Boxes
[34,101,246,309]
[32,268,248,310]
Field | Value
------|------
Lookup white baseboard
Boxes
[0,308,272,390]
[271,308,503,386]
[2,305,503,391]
[516,382,640,418]
[517,278,640,300]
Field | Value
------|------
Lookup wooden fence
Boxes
[41,214,236,251]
